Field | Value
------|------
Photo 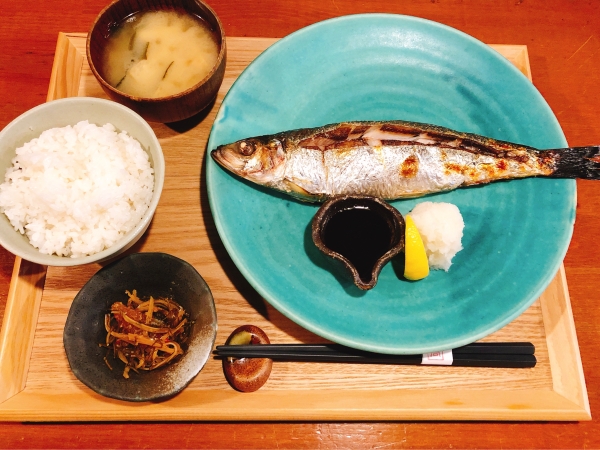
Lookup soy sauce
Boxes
[322,206,393,283]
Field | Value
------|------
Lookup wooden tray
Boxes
[0,33,591,422]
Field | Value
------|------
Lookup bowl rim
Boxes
[0,96,165,266]
[86,0,227,103]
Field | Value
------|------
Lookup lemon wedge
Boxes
[404,215,429,280]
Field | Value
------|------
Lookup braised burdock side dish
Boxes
[103,290,191,379]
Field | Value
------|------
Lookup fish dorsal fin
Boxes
[362,125,421,142]
[365,138,382,147]
[297,137,337,150]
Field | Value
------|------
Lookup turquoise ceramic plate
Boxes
[206,14,575,354]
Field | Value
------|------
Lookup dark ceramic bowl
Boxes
[87,0,226,123]
[312,195,405,290]
[63,252,217,402]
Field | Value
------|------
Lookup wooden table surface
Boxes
[1,0,599,448]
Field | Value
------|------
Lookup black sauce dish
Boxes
[312,195,405,290]
[63,252,217,402]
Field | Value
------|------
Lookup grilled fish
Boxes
[211,120,600,202]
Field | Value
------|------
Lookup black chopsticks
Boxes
[214,342,536,368]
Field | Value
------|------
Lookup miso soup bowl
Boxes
[87,0,227,123]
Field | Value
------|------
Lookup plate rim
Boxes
[206,14,575,354]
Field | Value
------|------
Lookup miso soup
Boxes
[101,10,219,98]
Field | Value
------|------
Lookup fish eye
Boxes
[238,141,256,156]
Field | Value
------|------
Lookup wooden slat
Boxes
[0,258,46,403]
[0,388,591,422]
[489,44,533,81]
[0,33,590,421]
[47,32,86,101]
[541,265,590,415]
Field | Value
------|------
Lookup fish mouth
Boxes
[211,145,246,173]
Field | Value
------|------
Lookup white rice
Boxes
[408,202,464,271]
[0,121,154,258]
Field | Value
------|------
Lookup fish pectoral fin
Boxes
[281,180,322,202]
[282,179,309,194]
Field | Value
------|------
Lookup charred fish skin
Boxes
[210,120,600,202]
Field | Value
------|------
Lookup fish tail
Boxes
[550,146,600,179]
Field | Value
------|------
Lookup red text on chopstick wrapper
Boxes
[421,350,453,365]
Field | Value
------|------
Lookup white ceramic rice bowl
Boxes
[0,97,164,266]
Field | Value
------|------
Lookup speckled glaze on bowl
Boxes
[312,195,405,290]
[63,252,217,402]
[87,0,227,123]
[0,97,164,267]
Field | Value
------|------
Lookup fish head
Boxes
[211,137,286,184]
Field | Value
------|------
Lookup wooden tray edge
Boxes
[0,388,592,422]
[0,34,590,421]
[489,45,533,81]
[0,31,82,405]
[0,258,46,404]
[541,265,591,417]
[47,32,86,101]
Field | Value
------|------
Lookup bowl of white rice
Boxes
[0,97,164,266]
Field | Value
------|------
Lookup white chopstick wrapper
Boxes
[421,350,453,365]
